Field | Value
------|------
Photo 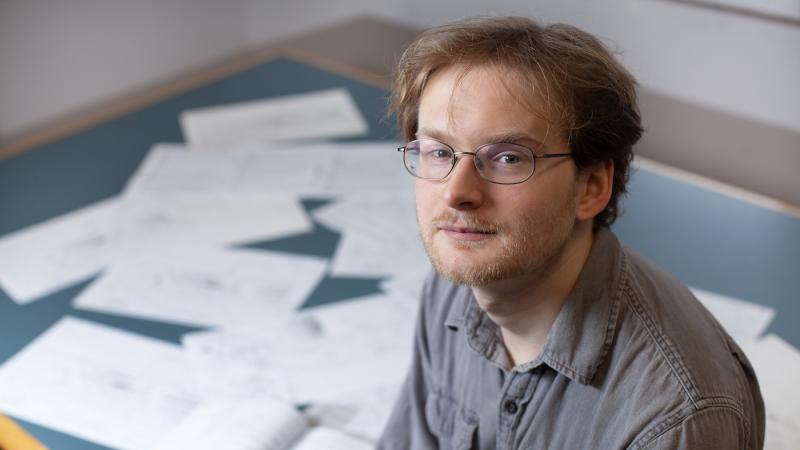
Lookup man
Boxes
[378,17,764,449]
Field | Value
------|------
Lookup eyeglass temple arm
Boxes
[534,152,574,158]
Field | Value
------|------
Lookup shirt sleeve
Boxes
[634,406,754,450]
[376,276,439,450]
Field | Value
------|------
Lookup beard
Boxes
[417,189,578,287]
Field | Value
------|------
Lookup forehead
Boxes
[417,64,557,146]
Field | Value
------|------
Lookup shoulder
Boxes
[613,246,764,448]
[630,405,750,450]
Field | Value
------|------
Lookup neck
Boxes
[471,221,594,368]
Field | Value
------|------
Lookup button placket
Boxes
[497,368,541,450]
[503,399,518,414]
[496,370,525,449]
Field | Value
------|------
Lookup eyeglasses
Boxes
[397,139,574,185]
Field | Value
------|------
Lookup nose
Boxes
[443,154,485,210]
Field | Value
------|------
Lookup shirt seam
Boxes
[628,402,747,449]
[623,280,701,407]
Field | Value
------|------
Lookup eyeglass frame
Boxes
[397,138,574,185]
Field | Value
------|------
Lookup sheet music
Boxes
[123,143,334,196]
[312,191,417,238]
[307,382,403,442]
[0,317,267,450]
[123,143,248,195]
[73,247,327,330]
[312,191,427,278]
[153,397,307,450]
[318,143,412,194]
[180,88,368,150]
[183,293,417,404]
[123,141,407,198]
[741,335,800,450]
[0,192,311,304]
[690,287,775,345]
[0,198,127,303]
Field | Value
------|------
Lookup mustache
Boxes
[428,212,500,233]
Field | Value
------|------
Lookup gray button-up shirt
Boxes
[378,229,764,449]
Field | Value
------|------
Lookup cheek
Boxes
[414,181,438,218]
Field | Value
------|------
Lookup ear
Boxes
[576,160,614,222]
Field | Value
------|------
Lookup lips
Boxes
[439,225,495,234]
[437,224,497,241]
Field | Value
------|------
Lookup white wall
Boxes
[0,0,246,137]
[241,0,409,47]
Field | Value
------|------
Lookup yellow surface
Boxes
[0,414,47,450]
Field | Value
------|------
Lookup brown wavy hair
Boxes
[390,16,644,229]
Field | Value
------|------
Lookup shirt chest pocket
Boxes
[425,391,479,450]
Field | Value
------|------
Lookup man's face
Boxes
[415,64,581,286]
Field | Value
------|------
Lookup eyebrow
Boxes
[416,127,545,149]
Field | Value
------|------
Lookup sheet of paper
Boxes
[180,88,368,150]
[0,192,311,304]
[0,317,269,450]
[236,141,410,196]
[312,191,417,238]
[0,198,192,304]
[183,293,417,403]
[306,382,403,442]
[124,191,313,246]
[73,247,327,330]
[380,266,431,301]
[328,230,428,278]
[123,143,248,195]
[689,287,775,345]
[123,141,408,198]
[153,397,307,450]
[312,191,427,278]
[316,143,412,195]
[123,143,334,197]
[740,335,800,450]
[0,198,122,303]
[292,427,374,450]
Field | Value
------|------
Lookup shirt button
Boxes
[503,400,518,414]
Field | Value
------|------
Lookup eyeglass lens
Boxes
[403,139,535,184]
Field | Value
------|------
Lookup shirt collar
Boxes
[446,228,627,384]
[535,228,626,384]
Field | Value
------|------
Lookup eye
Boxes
[495,153,521,164]
[491,150,527,165]
[431,149,452,159]
[421,143,453,160]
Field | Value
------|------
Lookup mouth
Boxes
[437,225,498,241]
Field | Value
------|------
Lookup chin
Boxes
[427,247,511,287]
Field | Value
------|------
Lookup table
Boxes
[1,54,797,450]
